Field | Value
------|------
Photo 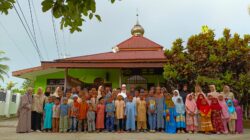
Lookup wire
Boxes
[31,0,49,60]
[28,0,43,61]
[14,0,43,61]
[0,21,34,66]
[51,13,61,59]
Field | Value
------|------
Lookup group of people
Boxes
[16,84,243,135]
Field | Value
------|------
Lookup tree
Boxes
[6,81,16,90]
[0,0,117,33]
[163,26,250,103]
[0,50,9,81]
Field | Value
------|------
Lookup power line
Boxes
[27,0,43,61]
[51,13,60,59]
[14,1,43,61]
[0,21,34,66]
[31,0,49,60]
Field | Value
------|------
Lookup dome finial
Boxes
[131,10,144,36]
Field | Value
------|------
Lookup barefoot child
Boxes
[115,95,125,133]
[96,97,105,132]
[52,97,60,132]
[87,104,96,132]
[105,97,115,132]
[146,90,156,132]
[196,94,213,134]
[59,97,70,133]
[43,96,54,132]
[125,95,136,132]
[78,96,88,132]
[227,99,237,134]
[185,94,198,133]
[210,98,224,134]
[137,94,147,132]
[70,95,80,132]
[233,99,243,134]
[175,97,186,133]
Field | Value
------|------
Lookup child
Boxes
[70,94,80,132]
[43,96,54,132]
[155,86,165,132]
[52,97,60,132]
[59,97,70,133]
[146,90,156,132]
[105,97,115,132]
[164,93,177,134]
[78,96,88,132]
[174,97,186,133]
[185,94,198,133]
[87,104,96,132]
[233,99,243,134]
[96,97,105,132]
[210,98,224,134]
[218,94,230,134]
[125,95,136,132]
[227,99,237,134]
[196,94,213,134]
[115,95,126,133]
[137,94,147,132]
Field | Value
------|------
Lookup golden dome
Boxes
[131,23,144,36]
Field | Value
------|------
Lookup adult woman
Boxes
[16,87,33,133]
[192,84,206,101]
[221,85,235,100]
[31,87,45,132]
[208,85,219,98]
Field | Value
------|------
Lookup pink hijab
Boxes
[185,94,197,113]
[218,94,230,119]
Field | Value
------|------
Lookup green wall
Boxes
[34,69,121,92]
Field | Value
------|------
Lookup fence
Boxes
[0,90,21,117]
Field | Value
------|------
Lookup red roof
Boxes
[60,50,165,62]
[117,36,163,50]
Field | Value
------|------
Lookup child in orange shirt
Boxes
[78,96,88,132]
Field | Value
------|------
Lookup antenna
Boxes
[136,8,139,24]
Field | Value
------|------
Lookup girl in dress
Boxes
[227,99,237,134]
[174,97,186,133]
[210,98,224,134]
[185,94,198,133]
[218,94,230,134]
[233,99,243,134]
[43,96,54,132]
[164,93,177,134]
[196,94,213,134]
[96,97,105,132]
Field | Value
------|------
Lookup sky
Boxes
[0,0,250,88]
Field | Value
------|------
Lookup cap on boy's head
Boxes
[140,89,145,93]
[62,97,68,100]
[73,94,78,99]
[122,84,126,87]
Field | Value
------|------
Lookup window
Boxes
[127,75,147,84]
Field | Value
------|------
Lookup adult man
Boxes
[16,87,33,133]
[118,84,127,99]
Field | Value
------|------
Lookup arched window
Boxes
[127,75,147,84]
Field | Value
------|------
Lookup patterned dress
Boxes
[155,97,164,129]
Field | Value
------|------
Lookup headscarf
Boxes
[218,94,230,119]
[227,99,235,114]
[196,94,210,115]
[210,98,222,111]
[233,99,239,107]
[53,87,60,97]
[175,97,185,114]
[185,94,197,113]
[165,93,175,108]
[172,90,180,103]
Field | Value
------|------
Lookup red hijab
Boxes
[210,98,222,111]
[196,94,210,115]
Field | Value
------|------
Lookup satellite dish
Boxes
[112,46,119,53]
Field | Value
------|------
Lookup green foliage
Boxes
[0,50,9,81]
[163,26,250,103]
[0,0,116,33]
[6,81,16,90]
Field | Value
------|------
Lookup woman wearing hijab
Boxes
[185,94,198,133]
[192,84,206,101]
[227,99,237,134]
[174,96,186,133]
[218,94,230,134]
[210,98,224,134]
[233,99,243,134]
[164,93,177,134]
[196,94,213,134]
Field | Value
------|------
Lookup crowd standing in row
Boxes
[16,84,243,135]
